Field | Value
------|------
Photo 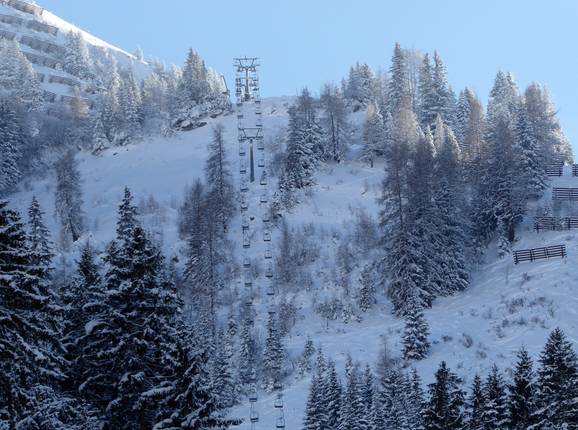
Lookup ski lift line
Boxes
[235,56,287,430]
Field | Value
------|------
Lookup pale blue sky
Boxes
[41,0,578,148]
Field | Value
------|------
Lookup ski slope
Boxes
[8,98,578,430]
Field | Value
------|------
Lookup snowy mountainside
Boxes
[8,97,578,429]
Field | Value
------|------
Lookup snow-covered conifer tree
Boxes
[532,328,578,428]
[467,374,485,430]
[0,100,23,194]
[509,347,535,429]
[63,31,93,80]
[481,365,508,429]
[27,196,53,280]
[402,300,430,361]
[424,361,465,430]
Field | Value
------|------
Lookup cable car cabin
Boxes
[258,157,265,168]
[276,417,286,429]
[242,215,250,230]
[263,231,272,242]
[260,193,268,204]
[244,280,253,288]
[265,248,273,259]
[243,258,251,268]
[267,304,277,315]
[257,138,265,150]
[274,396,284,408]
[250,412,259,423]
[243,235,250,249]
[249,390,258,403]
[266,285,275,296]
[263,212,271,223]
[260,171,268,186]
[239,143,246,156]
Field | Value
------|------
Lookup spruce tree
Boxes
[481,365,508,430]
[378,366,410,430]
[431,51,457,129]
[0,201,66,428]
[325,360,342,429]
[431,121,469,294]
[298,335,316,376]
[116,186,139,245]
[357,264,376,313]
[424,361,465,430]
[379,107,430,313]
[418,53,436,129]
[27,196,53,280]
[467,375,485,430]
[402,300,430,361]
[61,241,103,394]
[303,372,326,430]
[532,328,578,429]
[0,39,42,110]
[406,368,426,430]
[387,43,411,115]
[79,225,180,427]
[63,31,93,80]
[210,329,237,409]
[509,347,535,429]
[119,70,142,141]
[154,334,236,430]
[340,363,369,430]
[0,99,23,194]
[263,313,285,391]
[278,93,322,204]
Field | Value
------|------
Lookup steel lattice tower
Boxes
[234,57,285,430]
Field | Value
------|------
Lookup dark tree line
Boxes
[303,328,578,430]
[0,190,239,429]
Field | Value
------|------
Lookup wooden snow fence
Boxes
[552,188,578,201]
[546,165,563,177]
[513,244,566,264]
[535,216,578,232]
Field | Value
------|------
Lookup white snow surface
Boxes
[8,97,578,430]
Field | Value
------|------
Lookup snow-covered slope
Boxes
[8,97,578,429]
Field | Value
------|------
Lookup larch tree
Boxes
[362,100,385,168]
[320,82,348,162]
[55,151,84,247]
[205,123,234,233]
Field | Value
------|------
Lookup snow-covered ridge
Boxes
[40,10,136,59]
